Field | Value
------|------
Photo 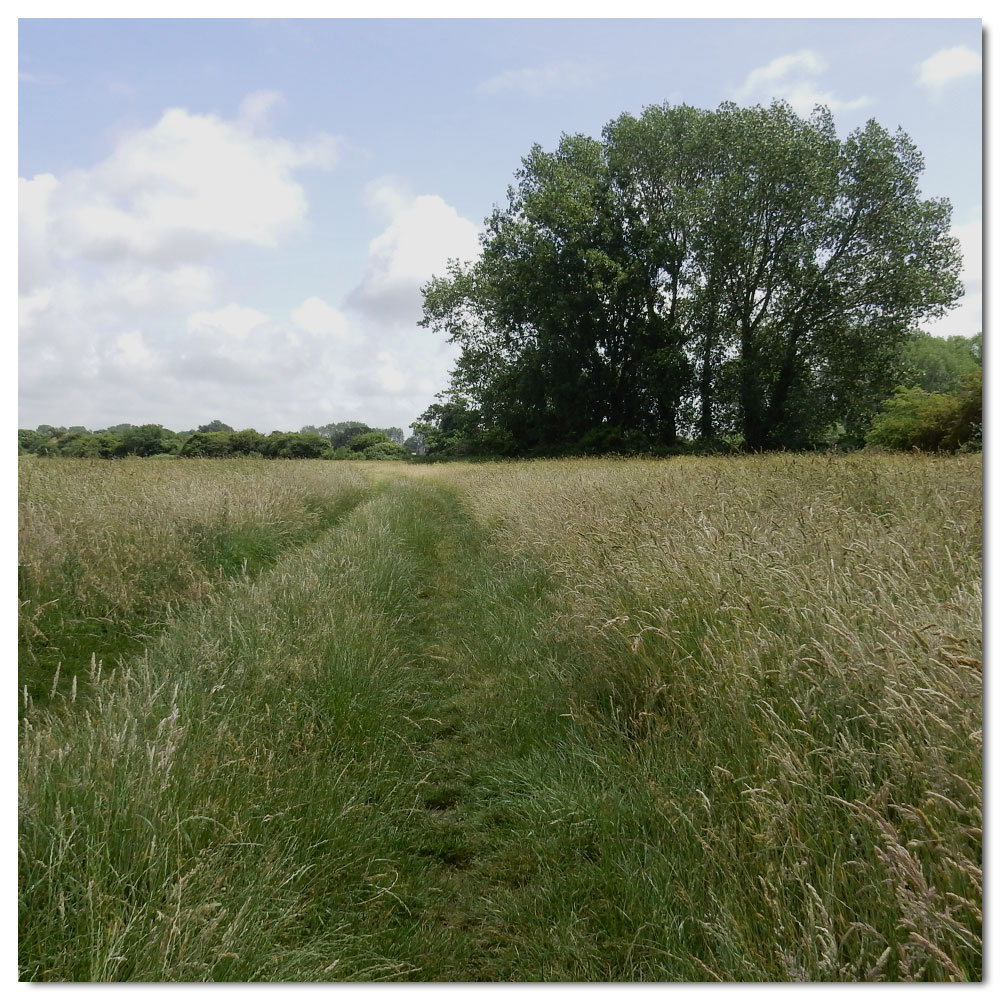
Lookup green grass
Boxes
[19,455,981,981]
[18,458,372,706]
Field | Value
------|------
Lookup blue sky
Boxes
[18,16,983,434]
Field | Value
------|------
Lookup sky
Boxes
[17,15,983,435]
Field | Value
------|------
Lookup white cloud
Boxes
[479,58,605,98]
[37,103,338,266]
[238,89,285,128]
[18,93,477,434]
[734,50,872,116]
[291,297,352,340]
[917,45,981,98]
[734,51,825,100]
[363,175,412,218]
[110,331,157,372]
[346,180,480,329]
[18,94,347,432]
[188,303,270,342]
[104,265,216,315]
[925,215,982,338]
[19,173,59,292]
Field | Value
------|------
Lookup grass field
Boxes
[18,454,982,981]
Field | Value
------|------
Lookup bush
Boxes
[577,425,651,455]
[349,431,392,453]
[362,442,409,461]
[866,371,982,452]
[332,446,366,460]
[265,432,333,460]
[180,431,233,458]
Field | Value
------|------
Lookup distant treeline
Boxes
[18,420,425,460]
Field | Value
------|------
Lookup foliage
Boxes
[265,431,333,460]
[348,431,392,452]
[362,441,410,460]
[866,370,982,452]
[420,101,963,455]
[19,422,410,461]
[898,331,981,395]
[115,424,179,457]
[331,446,366,460]
[302,422,406,447]
[403,433,426,455]
[228,428,267,455]
[179,431,233,458]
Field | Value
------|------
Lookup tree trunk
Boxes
[740,321,766,450]
[699,321,716,441]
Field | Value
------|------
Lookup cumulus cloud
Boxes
[28,103,338,269]
[917,45,981,98]
[291,297,353,340]
[734,50,872,116]
[18,94,348,431]
[18,92,480,434]
[187,303,270,342]
[345,177,480,329]
[478,58,605,97]
[238,89,285,128]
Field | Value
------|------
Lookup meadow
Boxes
[18,454,982,981]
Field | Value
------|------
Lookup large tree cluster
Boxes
[418,101,963,453]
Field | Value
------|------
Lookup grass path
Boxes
[22,476,646,981]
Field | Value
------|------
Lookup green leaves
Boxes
[420,100,965,455]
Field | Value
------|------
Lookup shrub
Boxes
[362,441,409,460]
[180,431,233,458]
[866,371,982,452]
[349,431,392,452]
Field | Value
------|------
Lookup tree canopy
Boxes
[419,101,964,454]
[19,421,414,461]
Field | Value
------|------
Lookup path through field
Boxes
[22,476,675,980]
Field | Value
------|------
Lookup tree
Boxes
[347,431,392,452]
[403,433,426,456]
[375,426,405,446]
[898,331,981,395]
[115,424,176,457]
[420,101,963,453]
[411,400,481,455]
[18,429,47,454]
[302,422,373,449]
[362,441,409,460]
[228,429,267,455]
[180,431,233,457]
[197,419,234,433]
[265,431,332,459]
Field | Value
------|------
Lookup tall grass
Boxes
[414,454,983,979]
[18,457,370,703]
[19,454,981,980]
